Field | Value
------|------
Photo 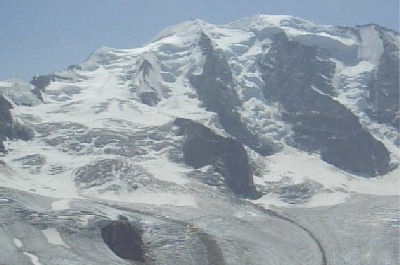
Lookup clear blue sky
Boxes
[0,0,398,81]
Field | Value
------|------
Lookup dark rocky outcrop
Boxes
[0,96,13,152]
[101,216,145,262]
[139,59,153,76]
[366,27,399,129]
[190,32,274,156]
[136,59,162,106]
[30,75,55,92]
[30,74,74,101]
[258,32,391,177]
[139,91,160,106]
[174,118,259,198]
[67,64,82,71]
[30,75,56,101]
[0,96,33,153]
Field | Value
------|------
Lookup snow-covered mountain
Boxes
[0,15,398,265]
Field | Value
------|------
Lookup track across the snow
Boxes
[98,202,226,265]
[99,200,328,265]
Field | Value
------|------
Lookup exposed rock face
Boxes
[67,64,82,71]
[101,216,145,262]
[0,96,13,152]
[258,32,391,176]
[30,74,74,101]
[137,59,161,106]
[174,118,259,198]
[0,96,32,153]
[30,75,55,101]
[366,26,399,129]
[139,91,160,106]
[190,32,274,156]
[30,75,55,92]
[130,57,167,106]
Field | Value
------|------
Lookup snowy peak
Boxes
[150,18,208,43]
[1,14,399,211]
[230,14,320,31]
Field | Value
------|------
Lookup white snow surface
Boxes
[13,238,23,248]
[0,140,81,199]
[138,153,191,186]
[0,78,40,106]
[358,25,384,64]
[339,60,375,77]
[254,146,399,208]
[41,228,70,248]
[51,199,73,211]
[84,190,197,208]
[23,252,42,265]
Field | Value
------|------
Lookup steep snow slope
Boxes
[0,14,399,264]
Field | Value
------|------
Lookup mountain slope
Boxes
[1,13,399,206]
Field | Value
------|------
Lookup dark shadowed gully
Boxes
[258,32,391,177]
[174,118,260,199]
